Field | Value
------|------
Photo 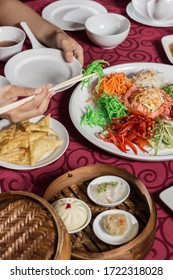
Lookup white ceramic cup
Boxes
[0,26,26,61]
[132,0,173,20]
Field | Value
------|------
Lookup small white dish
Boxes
[0,26,26,61]
[126,2,173,27]
[52,197,92,234]
[161,35,173,64]
[93,209,139,245]
[159,186,173,211]
[0,75,10,87]
[87,175,130,207]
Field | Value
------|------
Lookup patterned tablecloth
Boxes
[0,0,173,260]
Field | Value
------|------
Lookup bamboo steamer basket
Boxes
[0,191,71,260]
[43,164,157,260]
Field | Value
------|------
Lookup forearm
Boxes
[0,0,65,47]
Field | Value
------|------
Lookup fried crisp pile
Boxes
[0,114,64,166]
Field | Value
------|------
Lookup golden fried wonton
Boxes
[0,148,30,165]
[0,115,63,166]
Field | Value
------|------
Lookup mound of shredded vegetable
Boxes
[132,69,166,89]
[81,94,127,128]
[94,72,133,97]
[151,118,173,155]
[163,84,173,98]
[80,65,173,155]
[81,59,109,90]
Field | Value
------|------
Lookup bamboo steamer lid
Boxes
[0,191,71,260]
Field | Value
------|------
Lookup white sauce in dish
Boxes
[53,198,88,231]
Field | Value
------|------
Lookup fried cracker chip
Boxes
[36,114,50,128]
[29,135,63,165]
[0,114,64,166]
[22,122,56,135]
[28,131,48,141]
[0,132,29,155]
[0,148,30,164]
[0,124,16,143]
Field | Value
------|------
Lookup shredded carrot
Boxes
[94,72,133,97]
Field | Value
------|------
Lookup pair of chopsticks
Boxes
[0,73,97,115]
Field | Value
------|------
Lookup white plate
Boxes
[42,0,108,31]
[126,3,173,27]
[0,75,10,87]
[4,48,81,90]
[69,62,173,161]
[93,209,139,245]
[161,35,173,64]
[87,175,130,207]
[0,115,69,170]
[159,186,173,211]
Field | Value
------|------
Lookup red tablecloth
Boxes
[0,0,173,260]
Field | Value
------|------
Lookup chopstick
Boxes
[49,73,97,91]
[0,73,97,115]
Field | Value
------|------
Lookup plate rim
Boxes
[42,0,108,31]
[0,115,69,170]
[69,61,173,162]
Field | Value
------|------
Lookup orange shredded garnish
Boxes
[94,72,133,97]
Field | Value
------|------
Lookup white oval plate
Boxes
[87,175,130,207]
[126,3,173,27]
[0,115,69,170]
[69,62,173,161]
[161,35,173,64]
[4,48,81,90]
[93,209,139,245]
[0,75,10,87]
[42,0,108,31]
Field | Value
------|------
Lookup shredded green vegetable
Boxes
[97,181,118,193]
[81,94,127,128]
[81,59,109,90]
[151,118,173,155]
[163,84,173,98]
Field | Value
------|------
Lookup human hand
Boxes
[0,84,54,123]
[53,31,84,67]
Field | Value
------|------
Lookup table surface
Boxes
[0,0,173,260]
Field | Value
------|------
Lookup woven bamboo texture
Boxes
[0,192,71,260]
[44,164,157,260]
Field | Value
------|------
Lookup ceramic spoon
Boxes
[20,21,45,49]
[147,0,169,20]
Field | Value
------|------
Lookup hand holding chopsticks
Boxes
[0,72,97,115]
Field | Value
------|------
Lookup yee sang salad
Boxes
[80,62,173,155]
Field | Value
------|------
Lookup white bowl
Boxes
[52,197,92,234]
[87,175,130,207]
[85,13,130,49]
[0,26,26,61]
[161,35,173,64]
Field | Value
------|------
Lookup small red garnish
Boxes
[65,203,71,209]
